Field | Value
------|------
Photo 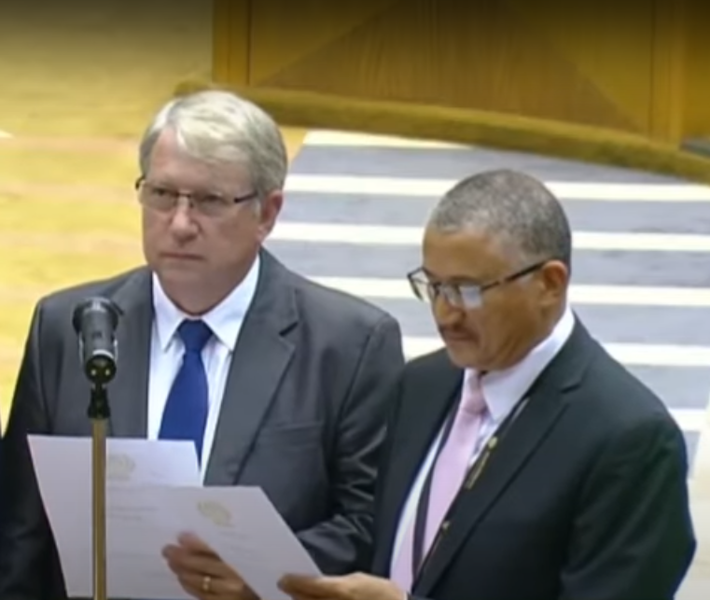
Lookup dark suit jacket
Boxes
[371,320,695,600]
[0,250,405,600]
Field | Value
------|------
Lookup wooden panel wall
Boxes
[503,0,654,133]
[649,0,686,141]
[212,0,249,84]
[680,0,710,138]
[212,0,710,142]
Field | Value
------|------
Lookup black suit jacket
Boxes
[371,320,695,600]
[0,250,405,600]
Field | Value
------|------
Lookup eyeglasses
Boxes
[407,261,547,309]
[135,177,259,218]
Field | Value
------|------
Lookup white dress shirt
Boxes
[147,255,260,480]
[390,304,575,568]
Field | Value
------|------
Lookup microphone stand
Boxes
[88,381,110,600]
[72,295,122,600]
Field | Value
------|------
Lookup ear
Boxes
[255,190,283,242]
[537,260,569,306]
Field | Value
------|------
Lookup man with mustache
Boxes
[278,168,696,600]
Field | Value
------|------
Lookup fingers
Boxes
[163,534,239,582]
[177,532,219,556]
[278,574,337,598]
[163,547,230,578]
[175,574,219,600]
[163,535,256,600]
[178,571,244,599]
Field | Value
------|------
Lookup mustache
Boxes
[438,327,474,337]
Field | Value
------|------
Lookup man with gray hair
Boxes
[0,90,404,600]
[279,169,695,600]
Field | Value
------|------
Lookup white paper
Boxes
[163,486,321,600]
[28,435,200,490]
[28,436,200,598]
[105,486,190,599]
[29,436,320,600]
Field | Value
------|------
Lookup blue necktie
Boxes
[159,319,212,465]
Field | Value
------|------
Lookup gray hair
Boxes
[428,169,572,269]
[138,90,288,199]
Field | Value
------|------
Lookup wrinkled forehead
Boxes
[421,226,519,281]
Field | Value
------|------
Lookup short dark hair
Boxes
[427,169,572,269]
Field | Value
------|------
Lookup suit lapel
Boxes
[107,268,153,438]
[373,352,462,576]
[414,321,594,596]
[204,251,298,485]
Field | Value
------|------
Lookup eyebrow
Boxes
[145,180,227,195]
[420,268,485,284]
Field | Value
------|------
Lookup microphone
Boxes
[72,298,122,600]
[72,297,122,386]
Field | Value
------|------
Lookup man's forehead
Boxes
[422,226,508,256]
[422,227,514,278]
[149,153,249,191]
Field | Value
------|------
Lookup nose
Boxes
[168,203,199,241]
[432,294,464,327]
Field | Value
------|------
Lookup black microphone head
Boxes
[72,297,122,385]
[72,297,120,335]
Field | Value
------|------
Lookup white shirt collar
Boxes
[465,303,575,423]
[152,254,261,352]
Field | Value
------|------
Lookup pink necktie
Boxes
[391,375,487,591]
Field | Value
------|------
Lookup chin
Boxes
[155,268,206,296]
[157,259,202,276]
[443,343,481,370]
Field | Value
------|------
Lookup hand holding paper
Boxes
[164,485,321,600]
[28,436,321,600]
[278,572,405,600]
[163,533,258,600]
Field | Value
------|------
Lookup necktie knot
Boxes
[178,319,212,353]
[461,374,487,416]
